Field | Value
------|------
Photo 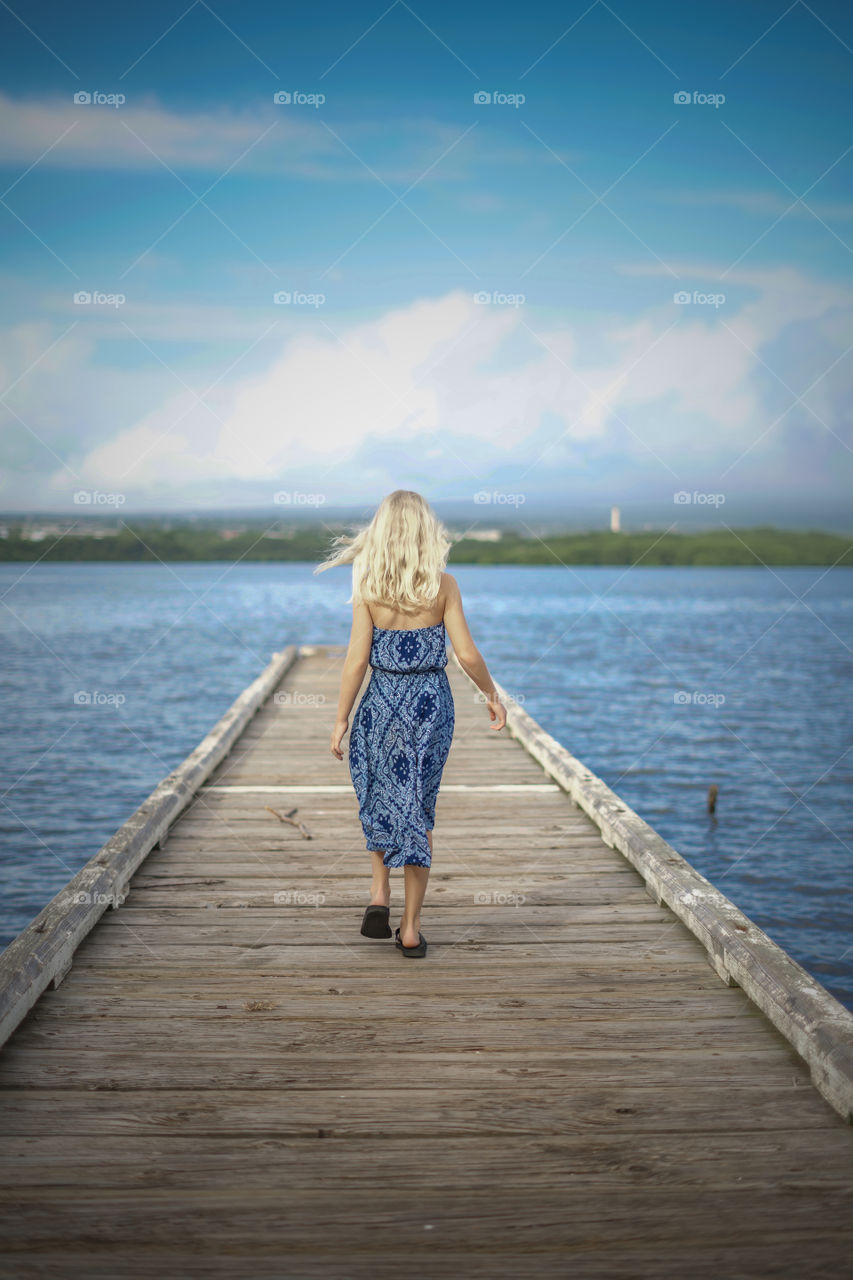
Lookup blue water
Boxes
[1,562,851,1007]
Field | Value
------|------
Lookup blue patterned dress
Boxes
[349,623,455,868]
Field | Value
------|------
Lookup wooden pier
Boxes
[1,643,852,1278]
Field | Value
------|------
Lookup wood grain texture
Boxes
[0,644,851,1279]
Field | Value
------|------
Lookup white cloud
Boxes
[0,90,468,184]
[669,189,853,221]
[0,93,517,187]
[0,92,334,176]
[0,266,848,508]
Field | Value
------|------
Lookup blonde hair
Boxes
[314,490,451,614]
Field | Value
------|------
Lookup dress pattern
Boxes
[349,623,455,868]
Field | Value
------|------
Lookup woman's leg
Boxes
[368,850,391,907]
[399,829,432,947]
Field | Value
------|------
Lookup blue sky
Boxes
[1,0,852,525]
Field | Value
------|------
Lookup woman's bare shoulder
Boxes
[440,571,460,596]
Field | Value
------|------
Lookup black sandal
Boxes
[360,904,392,938]
[395,926,427,958]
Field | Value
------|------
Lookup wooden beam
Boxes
[0,646,300,1047]
[454,653,853,1122]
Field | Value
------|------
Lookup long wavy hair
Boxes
[314,490,451,614]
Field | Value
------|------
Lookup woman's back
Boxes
[365,573,449,631]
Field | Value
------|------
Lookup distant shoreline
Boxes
[0,526,851,567]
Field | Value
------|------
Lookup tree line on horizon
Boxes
[0,524,850,566]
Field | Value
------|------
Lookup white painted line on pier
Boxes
[199,784,561,794]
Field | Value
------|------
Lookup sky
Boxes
[1,0,852,527]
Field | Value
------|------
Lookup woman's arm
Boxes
[442,574,506,731]
[331,600,374,760]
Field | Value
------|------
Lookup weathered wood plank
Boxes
[0,646,300,1045]
[1,1188,851,1269]
[15,986,759,1020]
[54,941,717,968]
[0,1048,809,1091]
[0,1086,842,1134]
[0,643,851,1279]
[0,1245,847,1280]
[471,656,853,1120]
[70,902,683,925]
[8,1015,785,1056]
[5,1130,852,1188]
[119,870,654,889]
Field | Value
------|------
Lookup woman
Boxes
[315,490,506,958]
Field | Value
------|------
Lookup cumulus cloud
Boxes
[0,263,849,508]
[12,267,843,508]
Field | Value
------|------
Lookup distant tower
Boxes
[610,505,621,533]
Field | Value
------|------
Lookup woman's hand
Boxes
[330,718,349,760]
[486,692,506,732]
